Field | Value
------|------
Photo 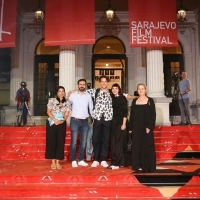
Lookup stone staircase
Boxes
[26,116,47,126]
[170,115,200,125]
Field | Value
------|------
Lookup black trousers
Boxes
[92,116,112,161]
[45,120,66,160]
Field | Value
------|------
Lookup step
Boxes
[1,126,200,161]
[0,160,200,199]
[0,184,173,198]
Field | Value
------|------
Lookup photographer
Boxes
[15,81,30,126]
[178,71,191,125]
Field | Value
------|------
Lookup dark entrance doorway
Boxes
[34,55,59,116]
[163,54,184,116]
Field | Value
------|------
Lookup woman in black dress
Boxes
[45,86,70,169]
[108,83,128,169]
[129,83,156,172]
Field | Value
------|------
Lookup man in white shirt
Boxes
[69,79,93,167]
[86,76,112,168]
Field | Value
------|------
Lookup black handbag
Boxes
[127,133,132,152]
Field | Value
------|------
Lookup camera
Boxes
[19,88,26,102]
[172,72,181,81]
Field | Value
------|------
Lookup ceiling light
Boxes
[177,0,188,22]
[105,0,115,22]
[34,0,45,23]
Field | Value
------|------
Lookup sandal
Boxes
[51,163,56,170]
[56,163,62,169]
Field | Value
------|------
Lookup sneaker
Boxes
[72,161,78,168]
[178,122,185,126]
[78,160,88,167]
[111,166,119,170]
[186,122,192,125]
[101,161,109,168]
[91,161,99,167]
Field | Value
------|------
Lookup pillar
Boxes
[75,45,84,84]
[147,47,165,97]
[59,45,76,92]
[9,24,21,106]
[146,47,172,126]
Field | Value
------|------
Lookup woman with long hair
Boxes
[108,83,128,169]
[45,86,70,169]
[129,83,156,172]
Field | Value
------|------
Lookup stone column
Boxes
[9,25,21,106]
[59,45,76,91]
[146,47,172,126]
[10,68,20,106]
[75,45,84,83]
[134,48,147,86]
[147,47,165,97]
[3,17,22,125]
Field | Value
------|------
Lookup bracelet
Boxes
[122,124,126,125]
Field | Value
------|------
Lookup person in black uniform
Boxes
[15,81,30,126]
[129,83,156,172]
[108,83,128,169]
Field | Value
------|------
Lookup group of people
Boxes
[45,75,157,172]
[44,71,191,172]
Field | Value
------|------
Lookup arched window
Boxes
[92,36,127,91]
[93,36,125,54]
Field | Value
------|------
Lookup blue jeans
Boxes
[179,98,190,123]
[86,124,93,160]
[70,118,89,161]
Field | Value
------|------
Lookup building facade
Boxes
[0,10,200,125]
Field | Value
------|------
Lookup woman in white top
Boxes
[45,86,70,169]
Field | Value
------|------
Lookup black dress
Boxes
[129,97,156,172]
[111,95,129,166]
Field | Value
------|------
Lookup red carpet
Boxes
[0,125,200,199]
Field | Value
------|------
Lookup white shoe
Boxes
[101,161,108,168]
[78,160,88,167]
[111,166,119,170]
[72,161,78,168]
[91,161,99,167]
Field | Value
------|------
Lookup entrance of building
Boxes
[163,44,184,116]
[92,36,127,92]
[34,55,59,116]
[34,40,60,116]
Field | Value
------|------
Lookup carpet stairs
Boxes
[0,125,200,199]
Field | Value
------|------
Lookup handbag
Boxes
[127,133,132,152]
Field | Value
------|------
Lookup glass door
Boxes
[34,55,59,116]
[163,54,184,116]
